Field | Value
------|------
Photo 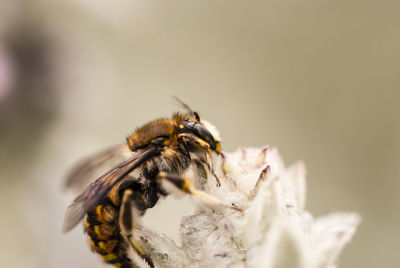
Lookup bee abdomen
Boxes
[85,203,133,268]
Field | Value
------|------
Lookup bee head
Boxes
[179,112,222,154]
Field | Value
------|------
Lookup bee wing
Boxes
[64,144,131,193]
[62,145,160,233]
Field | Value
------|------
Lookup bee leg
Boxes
[177,133,221,186]
[119,189,154,268]
[220,152,228,175]
[157,172,242,212]
[203,159,221,187]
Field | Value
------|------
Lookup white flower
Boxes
[136,146,360,268]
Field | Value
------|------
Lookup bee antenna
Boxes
[172,96,193,114]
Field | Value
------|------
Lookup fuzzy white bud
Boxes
[136,146,360,268]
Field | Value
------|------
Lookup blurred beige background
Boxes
[0,0,399,267]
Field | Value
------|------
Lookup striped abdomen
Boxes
[84,198,133,268]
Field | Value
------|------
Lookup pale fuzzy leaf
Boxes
[265,147,286,179]
[241,175,275,247]
[310,213,361,268]
[180,210,245,268]
[247,217,309,268]
[136,227,189,268]
[285,161,307,211]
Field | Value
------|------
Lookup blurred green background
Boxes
[0,0,399,267]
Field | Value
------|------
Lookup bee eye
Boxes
[182,121,216,150]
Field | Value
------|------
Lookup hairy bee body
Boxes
[64,111,222,268]
[85,200,129,267]
[85,138,191,267]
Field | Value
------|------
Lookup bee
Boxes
[63,101,226,268]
